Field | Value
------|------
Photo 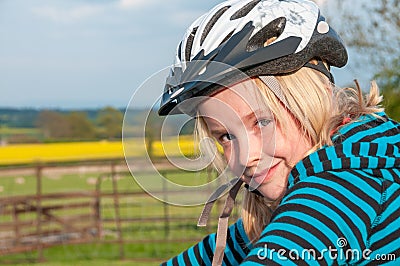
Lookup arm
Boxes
[161,218,252,266]
[241,172,380,265]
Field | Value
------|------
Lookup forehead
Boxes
[198,79,264,119]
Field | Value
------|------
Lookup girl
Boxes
[158,0,400,265]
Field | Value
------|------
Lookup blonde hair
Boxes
[195,67,383,242]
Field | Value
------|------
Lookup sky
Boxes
[0,0,376,109]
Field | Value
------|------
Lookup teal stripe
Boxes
[223,236,237,265]
[324,172,377,215]
[338,118,368,135]
[187,246,197,265]
[366,157,379,169]
[198,240,212,265]
[370,216,400,244]
[343,118,385,143]
[309,153,324,173]
[276,197,364,249]
[377,143,389,158]
[376,192,400,224]
[359,142,370,155]
[273,211,338,246]
[326,147,342,168]
[381,169,394,182]
[177,252,185,265]
[343,142,352,157]
[166,259,173,266]
[351,156,361,168]
[287,178,376,225]
[373,134,400,145]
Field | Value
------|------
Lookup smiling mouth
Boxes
[246,163,279,184]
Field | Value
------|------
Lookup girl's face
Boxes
[199,79,312,201]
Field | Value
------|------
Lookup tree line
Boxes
[36,107,123,140]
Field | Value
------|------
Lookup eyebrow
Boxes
[207,109,271,136]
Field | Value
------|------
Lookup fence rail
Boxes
[0,159,239,262]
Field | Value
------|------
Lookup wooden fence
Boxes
[0,159,238,262]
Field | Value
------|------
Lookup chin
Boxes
[257,185,286,202]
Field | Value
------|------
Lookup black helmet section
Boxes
[159,22,302,116]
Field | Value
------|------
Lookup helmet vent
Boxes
[219,30,234,46]
[247,17,286,52]
[177,41,182,61]
[185,27,198,61]
[200,6,230,46]
[230,0,261,20]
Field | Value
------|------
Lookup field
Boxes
[0,136,196,165]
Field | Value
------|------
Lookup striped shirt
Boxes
[162,113,400,265]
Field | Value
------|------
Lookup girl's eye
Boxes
[220,133,235,143]
[256,119,272,128]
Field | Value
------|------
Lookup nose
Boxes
[236,132,262,172]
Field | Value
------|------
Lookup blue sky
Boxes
[0,0,374,109]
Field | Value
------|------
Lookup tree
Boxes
[97,107,123,139]
[67,112,96,139]
[374,58,400,121]
[320,0,400,66]
[36,110,71,138]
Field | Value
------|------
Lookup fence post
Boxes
[111,161,124,259]
[161,172,170,238]
[12,202,20,246]
[35,163,44,262]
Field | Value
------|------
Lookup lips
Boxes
[249,162,279,184]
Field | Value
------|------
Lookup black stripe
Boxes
[192,243,205,265]
[372,189,400,232]
[368,143,378,157]
[302,156,313,172]
[349,170,382,192]
[338,119,383,142]
[369,224,400,251]
[386,144,394,156]
[171,256,179,266]
[202,235,214,263]
[235,223,251,254]
[352,142,361,156]
[226,230,244,264]
[318,148,329,162]
[325,170,381,211]
[273,215,336,255]
[341,158,351,169]
[286,173,377,228]
[222,253,233,266]
[279,191,366,250]
[359,127,400,143]
[268,202,342,241]
[182,248,192,265]
[360,157,371,168]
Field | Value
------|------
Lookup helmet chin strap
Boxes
[197,177,243,266]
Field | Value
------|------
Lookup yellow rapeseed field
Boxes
[0,136,197,165]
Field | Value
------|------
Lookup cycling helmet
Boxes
[158,0,348,116]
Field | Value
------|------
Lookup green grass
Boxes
[0,168,237,265]
[0,127,40,136]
